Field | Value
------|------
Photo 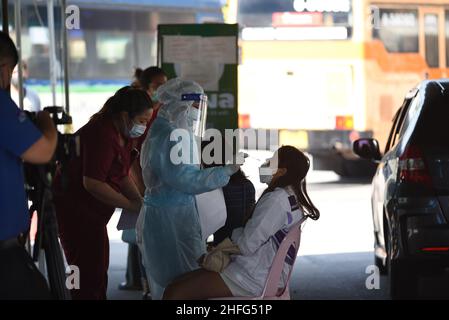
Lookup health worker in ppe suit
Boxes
[136,78,241,299]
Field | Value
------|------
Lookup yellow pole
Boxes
[223,0,238,24]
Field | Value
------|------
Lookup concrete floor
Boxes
[106,242,390,300]
[107,241,143,300]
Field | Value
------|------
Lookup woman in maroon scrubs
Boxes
[53,87,153,300]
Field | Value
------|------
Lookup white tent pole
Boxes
[47,0,57,105]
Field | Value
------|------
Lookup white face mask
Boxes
[129,122,147,138]
[188,106,199,121]
[187,106,200,129]
[259,166,277,185]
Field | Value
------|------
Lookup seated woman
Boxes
[163,145,320,300]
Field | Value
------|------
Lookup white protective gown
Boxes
[136,78,236,299]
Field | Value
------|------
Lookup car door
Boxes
[372,98,412,252]
[411,87,449,223]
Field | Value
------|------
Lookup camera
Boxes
[23,106,78,300]
[25,106,79,165]
[24,107,79,190]
[24,106,72,126]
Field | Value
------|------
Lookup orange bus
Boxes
[229,0,448,176]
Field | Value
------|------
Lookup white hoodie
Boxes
[221,186,304,296]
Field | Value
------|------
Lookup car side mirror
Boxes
[353,138,382,162]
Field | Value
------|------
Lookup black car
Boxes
[353,80,449,299]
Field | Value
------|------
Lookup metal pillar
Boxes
[61,0,70,114]
[47,0,57,105]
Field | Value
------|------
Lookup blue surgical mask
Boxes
[151,92,158,103]
[129,123,146,138]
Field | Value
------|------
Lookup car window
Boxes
[384,108,401,153]
[385,99,411,153]
[398,95,421,139]
[413,84,449,149]
[390,102,411,147]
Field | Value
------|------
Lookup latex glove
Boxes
[225,152,247,174]
[224,163,241,175]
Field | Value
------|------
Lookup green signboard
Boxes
[158,24,239,132]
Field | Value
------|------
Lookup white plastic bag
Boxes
[195,188,227,241]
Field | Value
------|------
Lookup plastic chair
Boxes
[211,217,306,300]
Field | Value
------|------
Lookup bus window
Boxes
[237,0,353,38]
[373,8,419,53]
[424,14,439,68]
[68,30,87,79]
[96,31,133,78]
[65,8,196,81]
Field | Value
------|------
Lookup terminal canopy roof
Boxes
[71,0,223,10]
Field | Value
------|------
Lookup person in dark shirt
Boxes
[214,170,256,246]
[201,140,256,246]
[133,66,167,111]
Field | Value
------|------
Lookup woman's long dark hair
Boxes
[267,146,319,220]
[246,146,320,222]
[91,86,152,121]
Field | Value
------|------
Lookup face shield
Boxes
[181,93,208,138]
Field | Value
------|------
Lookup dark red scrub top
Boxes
[53,116,137,224]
